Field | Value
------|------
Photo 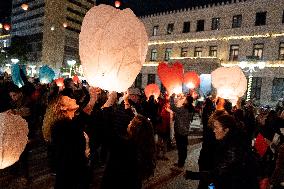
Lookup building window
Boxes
[232,15,242,28]
[272,78,284,101]
[134,73,142,88]
[229,45,239,61]
[279,42,284,60]
[183,21,190,33]
[147,74,156,84]
[194,47,202,57]
[167,23,174,34]
[251,77,262,100]
[253,43,264,60]
[255,12,267,26]
[282,10,284,23]
[150,49,157,61]
[196,20,205,32]
[164,48,172,61]
[209,46,217,57]
[180,47,188,57]
[152,25,158,36]
[211,18,220,30]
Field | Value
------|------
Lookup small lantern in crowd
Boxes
[73,75,80,84]
[55,77,64,87]
[157,62,184,95]
[114,1,121,8]
[211,66,247,104]
[144,84,160,100]
[0,112,28,169]
[183,71,200,89]
[79,4,148,92]
[21,3,29,11]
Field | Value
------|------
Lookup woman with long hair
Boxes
[43,94,90,189]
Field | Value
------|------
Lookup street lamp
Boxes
[239,60,266,101]
[11,58,19,64]
[67,60,76,77]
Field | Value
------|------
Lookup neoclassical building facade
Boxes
[138,0,284,105]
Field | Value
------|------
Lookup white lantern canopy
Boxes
[0,112,28,169]
[79,5,148,92]
[211,66,247,102]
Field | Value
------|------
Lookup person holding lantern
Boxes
[186,114,259,189]
[43,94,90,189]
[170,93,193,168]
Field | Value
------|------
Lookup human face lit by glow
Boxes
[60,96,79,120]
[213,120,229,140]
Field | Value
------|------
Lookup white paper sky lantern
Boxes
[211,66,247,102]
[0,112,28,169]
[79,4,148,92]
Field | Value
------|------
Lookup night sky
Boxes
[0,0,12,22]
[0,0,230,21]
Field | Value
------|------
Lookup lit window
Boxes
[152,25,158,36]
[253,43,264,60]
[209,46,217,57]
[150,49,157,61]
[279,42,284,60]
[164,48,172,61]
[229,45,239,61]
[194,47,202,57]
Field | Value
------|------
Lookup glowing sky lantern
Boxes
[79,4,148,92]
[3,24,10,31]
[63,22,68,28]
[0,112,28,169]
[114,1,121,8]
[39,65,55,84]
[211,66,247,105]
[183,71,200,89]
[55,77,64,87]
[73,75,80,84]
[21,3,29,11]
[157,62,184,95]
[144,84,160,100]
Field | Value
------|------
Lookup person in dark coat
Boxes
[170,93,193,168]
[43,95,89,189]
[101,114,156,189]
[186,114,259,189]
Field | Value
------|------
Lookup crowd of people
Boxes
[1,70,284,189]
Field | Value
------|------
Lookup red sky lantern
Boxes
[21,3,29,11]
[3,24,10,31]
[114,1,121,8]
[55,77,64,87]
[144,84,160,100]
[73,75,79,84]
[157,62,184,95]
[183,71,200,89]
